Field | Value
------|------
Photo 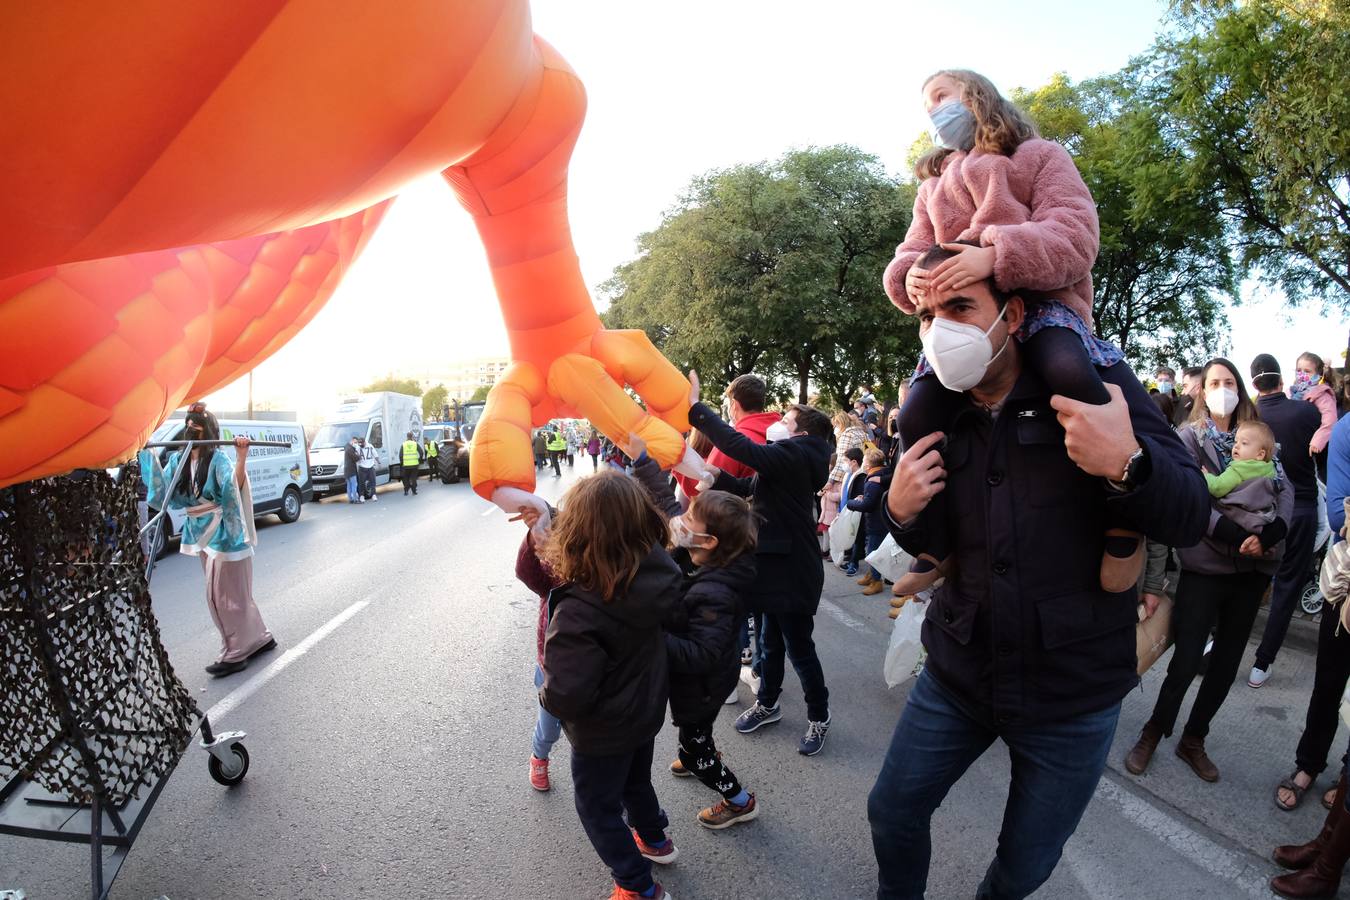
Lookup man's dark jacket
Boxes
[540,544,681,756]
[889,363,1209,725]
[847,469,893,544]
[1256,392,1322,512]
[689,402,831,616]
[343,442,360,478]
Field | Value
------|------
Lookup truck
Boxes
[308,392,422,497]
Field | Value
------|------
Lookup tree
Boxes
[1148,0,1350,305]
[602,146,918,405]
[469,385,491,402]
[422,384,447,420]
[1011,72,1235,368]
[362,376,421,397]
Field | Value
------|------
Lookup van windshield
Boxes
[313,422,366,449]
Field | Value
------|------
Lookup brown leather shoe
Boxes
[1125,721,1163,775]
[862,580,884,596]
[1176,734,1220,782]
[857,573,875,586]
[1276,774,1347,870]
[1272,788,1350,898]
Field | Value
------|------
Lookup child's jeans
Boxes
[571,737,669,893]
[532,665,562,760]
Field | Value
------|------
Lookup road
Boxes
[2,463,1341,899]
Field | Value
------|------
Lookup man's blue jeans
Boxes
[345,474,358,502]
[868,670,1120,900]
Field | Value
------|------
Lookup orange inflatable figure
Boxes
[0,1,697,500]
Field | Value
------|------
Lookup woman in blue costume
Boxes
[141,408,275,676]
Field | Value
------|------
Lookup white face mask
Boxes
[1156,379,1173,394]
[669,516,711,550]
[920,305,1010,392]
[1205,386,1238,418]
[765,420,792,442]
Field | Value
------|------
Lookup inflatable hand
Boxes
[443,40,692,500]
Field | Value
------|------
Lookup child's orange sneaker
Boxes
[529,755,550,792]
[631,829,680,864]
[608,883,671,899]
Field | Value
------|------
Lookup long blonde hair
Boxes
[542,470,667,601]
[914,69,1039,180]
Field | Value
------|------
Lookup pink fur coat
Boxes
[882,138,1099,329]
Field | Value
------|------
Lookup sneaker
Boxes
[724,687,739,704]
[739,647,753,667]
[356,498,365,503]
[843,565,859,577]
[632,830,680,864]
[1248,665,1271,688]
[734,702,782,734]
[609,884,671,900]
[669,757,691,778]
[698,794,759,830]
[739,667,761,695]
[369,494,378,502]
[529,755,550,792]
[799,715,831,756]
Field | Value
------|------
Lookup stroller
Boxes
[1300,478,1334,616]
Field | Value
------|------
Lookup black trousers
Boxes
[1150,569,1270,739]
[677,721,743,800]
[1255,508,1318,669]
[758,612,830,722]
[357,467,375,499]
[550,451,562,476]
[571,738,668,892]
[1295,606,1350,777]
[401,467,418,494]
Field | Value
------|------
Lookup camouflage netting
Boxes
[0,468,197,806]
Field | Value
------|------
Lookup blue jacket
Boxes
[888,362,1209,725]
[847,469,891,542]
[1329,413,1350,540]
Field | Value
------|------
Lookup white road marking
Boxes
[205,599,370,723]
[818,597,872,633]
[1092,777,1272,898]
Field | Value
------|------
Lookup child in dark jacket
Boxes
[632,454,761,830]
[846,449,892,596]
[523,470,683,900]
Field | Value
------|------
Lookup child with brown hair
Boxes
[631,450,761,830]
[1204,420,1280,534]
[523,470,684,900]
[883,68,1139,597]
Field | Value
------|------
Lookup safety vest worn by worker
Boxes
[425,440,438,458]
[546,433,566,452]
[401,440,420,468]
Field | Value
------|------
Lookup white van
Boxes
[145,417,312,557]
[308,393,422,496]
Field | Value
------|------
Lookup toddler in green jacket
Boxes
[1205,421,1277,498]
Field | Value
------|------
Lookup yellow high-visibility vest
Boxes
[401,440,420,467]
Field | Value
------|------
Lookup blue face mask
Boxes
[929,100,976,151]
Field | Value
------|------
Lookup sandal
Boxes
[1276,772,1309,811]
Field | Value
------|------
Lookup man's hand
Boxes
[886,431,946,524]
[1239,535,1264,558]
[928,243,997,295]
[1140,592,1163,619]
[626,431,647,460]
[233,436,251,452]
[688,369,701,406]
[1049,383,1139,480]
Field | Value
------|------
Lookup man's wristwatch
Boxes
[1107,443,1148,492]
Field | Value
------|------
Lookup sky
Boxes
[202,0,1349,421]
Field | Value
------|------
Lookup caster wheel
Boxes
[208,743,249,786]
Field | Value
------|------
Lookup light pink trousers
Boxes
[199,554,272,663]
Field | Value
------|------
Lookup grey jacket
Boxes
[1175,424,1292,576]
[1214,475,1278,533]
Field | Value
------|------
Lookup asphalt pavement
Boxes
[2,463,1344,899]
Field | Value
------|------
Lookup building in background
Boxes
[407,356,512,403]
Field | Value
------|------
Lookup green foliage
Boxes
[1150,0,1350,304]
[602,146,918,406]
[1012,72,1235,368]
[469,385,491,403]
[422,384,448,420]
[362,376,422,397]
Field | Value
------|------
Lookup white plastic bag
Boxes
[884,597,927,687]
[865,534,914,584]
[828,508,861,565]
